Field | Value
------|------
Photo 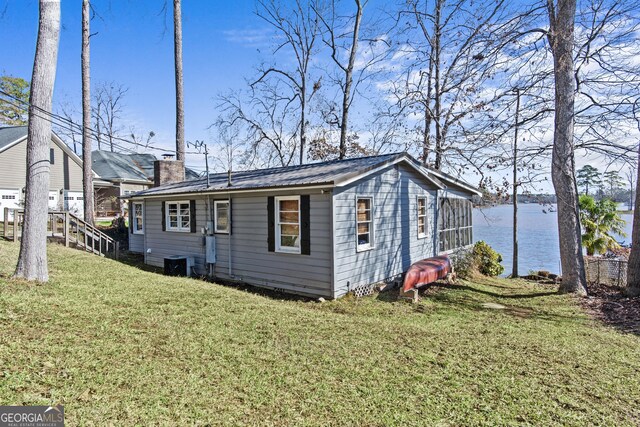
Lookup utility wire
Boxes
[0,89,202,155]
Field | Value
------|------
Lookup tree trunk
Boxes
[338,0,363,160]
[14,0,61,282]
[433,0,442,170]
[547,0,587,295]
[422,54,434,165]
[300,75,306,165]
[82,0,94,225]
[512,89,520,278]
[173,0,185,161]
[626,146,640,296]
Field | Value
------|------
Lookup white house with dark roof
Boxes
[126,153,481,299]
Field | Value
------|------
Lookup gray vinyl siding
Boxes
[129,233,144,253]
[140,189,333,297]
[143,197,208,273]
[332,164,437,298]
[211,189,333,297]
[0,138,83,192]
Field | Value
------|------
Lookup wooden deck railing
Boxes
[3,208,119,259]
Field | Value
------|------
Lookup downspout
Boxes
[207,195,213,277]
[434,189,440,256]
[227,192,233,278]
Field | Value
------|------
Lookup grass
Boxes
[1,241,639,426]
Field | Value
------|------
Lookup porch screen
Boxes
[438,197,472,252]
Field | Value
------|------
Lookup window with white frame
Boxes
[132,202,144,234]
[417,197,427,238]
[214,200,230,233]
[275,196,300,253]
[166,201,191,232]
[356,197,373,250]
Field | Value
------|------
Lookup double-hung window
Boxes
[214,200,230,233]
[166,201,191,232]
[275,196,300,253]
[132,202,144,234]
[417,197,427,238]
[356,197,373,251]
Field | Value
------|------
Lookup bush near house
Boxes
[0,241,639,425]
[452,241,505,278]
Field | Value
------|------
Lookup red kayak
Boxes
[402,255,453,293]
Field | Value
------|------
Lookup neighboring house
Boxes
[0,126,85,220]
[92,150,200,217]
[127,153,480,299]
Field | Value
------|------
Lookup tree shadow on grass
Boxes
[375,281,585,324]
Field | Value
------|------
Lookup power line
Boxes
[0,89,202,155]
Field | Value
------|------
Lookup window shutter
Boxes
[161,201,166,231]
[190,200,197,233]
[300,195,310,255]
[267,196,275,252]
[129,203,133,233]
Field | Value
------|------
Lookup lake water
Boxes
[473,204,634,276]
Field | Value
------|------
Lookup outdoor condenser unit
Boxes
[164,255,194,277]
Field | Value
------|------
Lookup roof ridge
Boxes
[203,152,406,178]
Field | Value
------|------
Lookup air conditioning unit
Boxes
[164,255,194,277]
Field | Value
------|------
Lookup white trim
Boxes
[427,168,483,196]
[417,196,428,239]
[132,202,144,234]
[165,200,191,232]
[214,200,230,234]
[336,156,444,189]
[275,195,301,254]
[356,195,374,252]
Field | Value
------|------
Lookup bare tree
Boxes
[254,0,323,165]
[217,85,300,168]
[93,81,128,152]
[627,143,640,296]
[173,0,185,161]
[626,101,640,295]
[82,0,94,224]
[14,0,61,282]
[625,162,636,211]
[387,0,533,171]
[547,0,588,295]
[319,0,363,159]
[56,100,81,154]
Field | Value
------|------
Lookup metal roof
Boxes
[92,150,201,183]
[0,126,28,152]
[130,152,469,198]
[92,150,156,181]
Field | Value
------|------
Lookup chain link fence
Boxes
[584,257,629,288]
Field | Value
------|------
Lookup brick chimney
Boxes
[154,156,185,187]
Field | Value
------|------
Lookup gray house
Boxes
[127,153,480,299]
[0,126,86,220]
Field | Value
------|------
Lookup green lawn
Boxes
[0,241,639,426]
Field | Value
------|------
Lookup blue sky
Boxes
[0,0,272,170]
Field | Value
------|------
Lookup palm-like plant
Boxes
[578,195,627,256]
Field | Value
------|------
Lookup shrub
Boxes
[471,241,504,277]
[449,248,477,280]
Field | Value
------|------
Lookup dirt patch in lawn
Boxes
[582,283,640,335]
